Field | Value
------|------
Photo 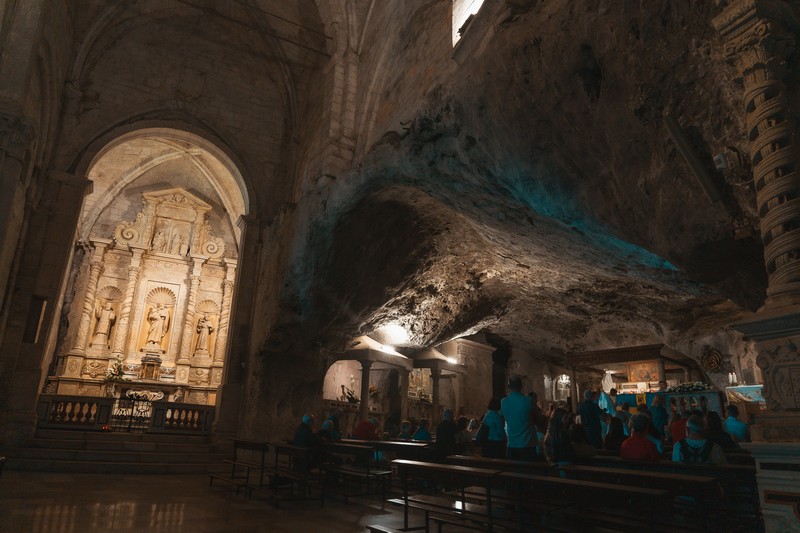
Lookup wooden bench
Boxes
[248,443,324,508]
[498,471,671,532]
[341,438,435,461]
[391,459,503,532]
[584,456,761,532]
[445,454,556,475]
[208,439,270,493]
[365,526,403,533]
[323,442,391,503]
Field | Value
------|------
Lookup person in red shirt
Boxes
[670,411,690,444]
[620,413,661,462]
[352,417,380,440]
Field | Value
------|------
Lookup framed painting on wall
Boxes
[627,360,660,382]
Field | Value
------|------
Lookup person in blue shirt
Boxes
[412,418,432,441]
[501,376,535,460]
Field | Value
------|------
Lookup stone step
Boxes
[25,437,218,453]
[4,457,229,475]
[11,447,227,464]
[34,428,211,444]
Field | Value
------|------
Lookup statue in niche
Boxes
[90,302,116,348]
[143,303,170,350]
[170,233,182,255]
[178,235,189,256]
[194,313,214,353]
[151,230,167,253]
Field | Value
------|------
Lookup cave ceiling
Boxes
[285,0,774,362]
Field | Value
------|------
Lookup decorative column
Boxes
[178,258,204,384]
[715,1,800,306]
[111,247,144,364]
[657,359,666,385]
[62,240,108,377]
[431,365,442,426]
[210,259,237,389]
[359,360,373,422]
[714,3,800,531]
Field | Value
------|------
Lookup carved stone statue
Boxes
[151,230,167,253]
[90,302,116,348]
[143,303,170,350]
[194,313,214,353]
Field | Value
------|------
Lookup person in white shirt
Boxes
[724,405,750,443]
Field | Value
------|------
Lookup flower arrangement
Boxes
[664,381,712,393]
[369,384,380,401]
[104,358,129,382]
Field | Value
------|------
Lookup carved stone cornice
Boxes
[713,0,800,65]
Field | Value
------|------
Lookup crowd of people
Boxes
[290,377,751,468]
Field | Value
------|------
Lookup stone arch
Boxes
[73,125,253,246]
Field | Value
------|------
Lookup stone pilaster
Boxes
[111,247,145,360]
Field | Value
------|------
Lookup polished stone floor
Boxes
[0,471,414,532]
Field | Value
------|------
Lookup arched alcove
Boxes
[45,130,247,406]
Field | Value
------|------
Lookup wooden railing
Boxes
[36,395,214,435]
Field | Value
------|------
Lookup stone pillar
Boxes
[657,359,666,385]
[111,247,145,361]
[398,368,410,421]
[683,367,690,383]
[359,360,373,423]
[714,4,800,530]
[568,368,578,411]
[0,112,35,327]
[431,365,442,425]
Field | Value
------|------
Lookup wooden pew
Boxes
[323,442,391,503]
[208,439,270,494]
[341,438,434,461]
[445,454,556,476]
[584,456,761,532]
[499,471,670,532]
[391,459,503,532]
[248,443,324,508]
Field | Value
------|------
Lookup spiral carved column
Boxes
[111,247,144,360]
[715,1,800,305]
[715,6,800,530]
[213,260,237,363]
[178,259,203,363]
[72,241,109,353]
